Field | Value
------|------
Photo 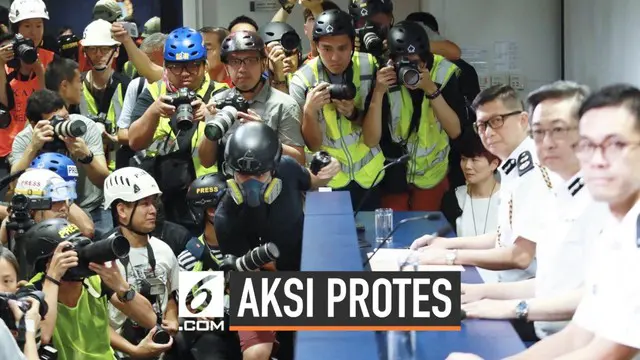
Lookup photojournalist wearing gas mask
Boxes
[127,27,227,234]
[198,30,306,169]
[289,9,384,211]
[260,22,303,93]
[8,89,112,237]
[103,167,180,359]
[366,21,464,211]
[214,122,339,360]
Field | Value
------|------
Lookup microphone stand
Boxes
[353,154,410,219]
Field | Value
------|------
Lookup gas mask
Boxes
[227,176,282,208]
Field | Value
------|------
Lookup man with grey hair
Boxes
[455,81,610,342]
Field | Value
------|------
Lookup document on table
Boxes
[367,248,465,272]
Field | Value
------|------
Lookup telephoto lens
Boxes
[50,116,87,138]
[362,31,383,56]
[152,325,172,344]
[327,83,357,101]
[204,106,238,141]
[397,61,421,87]
[220,243,280,272]
[77,232,130,264]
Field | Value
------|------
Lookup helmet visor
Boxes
[45,180,78,202]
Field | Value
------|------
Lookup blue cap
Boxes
[30,152,79,183]
[164,27,206,62]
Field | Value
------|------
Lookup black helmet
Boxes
[260,22,301,51]
[387,21,431,57]
[224,122,282,175]
[313,9,356,41]
[23,218,83,276]
[187,173,227,210]
[220,31,266,63]
[348,0,394,21]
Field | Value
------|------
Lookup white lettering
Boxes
[350,278,369,318]
[432,278,452,318]
[393,278,412,318]
[284,278,304,318]
[181,320,225,332]
[327,279,346,317]
[238,279,259,318]
[372,278,392,318]
[413,278,431,318]
[262,278,282,317]
[307,278,313,317]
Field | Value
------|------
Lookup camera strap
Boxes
[120,242,157,281]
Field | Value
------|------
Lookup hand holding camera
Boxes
[31,120,56,151]
[309,151,340,179]
[305,82,332,113]
[162,88,200,131]
[46,241,79,282]
[0,43,14,66]
[267,42,287,79]
[38,115,88,153]
[134,326,174,358]
[374,65,397,94]
[204,92,250,141]
[88,261,130,294]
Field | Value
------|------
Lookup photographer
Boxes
[24,218,158,360]
[127,27,227,234]
[289,9,384,211]
[0,0,56,170]
[261,22,303,93]
[365,21,464,211]
[44,57,83,113]
[103,167,180,359]
[78,19,130,171]
[8,89,112,237]
[198,30,305,168]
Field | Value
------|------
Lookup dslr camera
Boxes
[42,115,88,153]
[88,113,114,134]
[137,277,172,345]
[220,243,280,272]
[280,31,301,53]
[6,194,51,233]
[62,231,130,280]
[9,34,38,66]
[324,82,357,101]
[0,287,48,330]
[309,150,332,175]
[204,92,250,141]
[355,22,384,57]
[163,87,199,131]
[0,107,11,129]
[395,58,421,87]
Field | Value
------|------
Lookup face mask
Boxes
[227,176,283,208]
[242,178,264,208]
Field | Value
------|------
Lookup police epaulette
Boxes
[568,177,585,196]
[517,151,534,176]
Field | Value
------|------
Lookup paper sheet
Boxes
[367,249,465,272]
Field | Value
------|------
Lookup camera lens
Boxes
[238,243,280,271]
[53,118,87,138]
[280,32,300,52]
[328,84,356,101]
[204,106,237,141]
[152,327,172,344]
[398,66,421,87]
[362,32,383,56]
[176,103,195,130]
[17,43,38,64]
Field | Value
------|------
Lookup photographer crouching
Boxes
[103,167,180,359]
[127,27,227,235]
[214,122,340,360]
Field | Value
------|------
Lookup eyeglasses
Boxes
[166,61,203,76]
[473,111,522,134]
[529,126,578,143]
[575,137,640,162]
[84,46,116,55]
[227,56,261,68]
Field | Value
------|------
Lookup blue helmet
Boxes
[30,153,79,182]
[164,27,206,62]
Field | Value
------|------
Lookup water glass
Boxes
[375,208,394,243]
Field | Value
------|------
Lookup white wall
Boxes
[422,0,562,96]
[564,0,640,90]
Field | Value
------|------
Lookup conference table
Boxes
[297,191,526,360]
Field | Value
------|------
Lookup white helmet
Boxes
[15,169,76,202]
[103,167,162,209]
[81,19,120,47]
[9,0,49,24]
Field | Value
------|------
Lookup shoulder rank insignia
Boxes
[636,213,640,248]
[517,151,534,176]
[568,177,585,196]
[501,158,517,175]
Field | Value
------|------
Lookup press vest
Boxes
[146,76,228,177]
[387,55,460,189]
[293,52,384,188]
[123,61,138,79]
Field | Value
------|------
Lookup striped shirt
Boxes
[177,246,224,271]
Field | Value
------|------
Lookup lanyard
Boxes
[120,242,156,280]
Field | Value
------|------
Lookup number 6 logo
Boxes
[178,271,225,318]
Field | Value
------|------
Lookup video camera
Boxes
[220,243,280,272]
[9,34,37,66]
[41,115,88,153]
[6,194,51,234]
[87,113,114,134]
[309,151,332,175]
[62,230,130,280]
[163,87,199,131]
[356,22,384,58]
[204,92,250,141]
[0,287,48,330]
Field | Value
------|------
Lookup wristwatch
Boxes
[515,300,529,320]
[445,250,457,265]
[117,288,136,303]
[78,151,94,164]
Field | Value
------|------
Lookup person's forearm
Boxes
[527,288,583,322]
[362,90,384,148]
[302,106,323,151]
[11,145,39,174]
[0,205,7,220]
[310,173,331,189]
[0,220,7,246]
[455,244,533,270]
[116,128,129,146]
[508,325,592,360]
[34,63,45,90]
[441,232,497,250]
[430,93,461,138]
[122,37,163,83]
[109,326,139,356]
[115,293,157,329]
[23,335,39,360]
[477,278,535,300]
[0,68,8,107]
[430,40,461,61]
[128,109,160,151]
[69,204,95,239]
[164,298,178,324]
[283,144,305,164]
[81,157,109,188]
[197,138,218,168]
[40,279,60,344]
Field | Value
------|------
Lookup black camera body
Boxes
[10,34,38,66]
[164,88,198,131]
[356,22,384,57]
[309,150,331,175]
[327,83,357,101]
[62,233,130,281]
[216,92,250,113]
[396,58,421,87]
[220,243,280,272]
[204,93,251,141]
[0,107,10,129]
[0,287,48,330]
[138,277,165,303]
[88,113,113,134]
[6,194,51,233]
[42,115,87,153]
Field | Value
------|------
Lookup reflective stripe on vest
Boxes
[387,55,460,189]
[293,52,384,188]
[123,61,137,78]
[146,76,228,176]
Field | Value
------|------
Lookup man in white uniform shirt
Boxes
[455,81,610,342]
[411,85,554,285]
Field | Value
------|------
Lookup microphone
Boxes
[362,213,444,268]
[0,170,25,192]
[353,154,410,219]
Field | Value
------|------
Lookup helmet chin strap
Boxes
[122,201,152,236]
[234,77,265,95]
[88,48,117,72]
